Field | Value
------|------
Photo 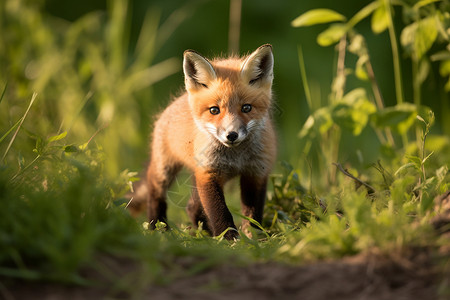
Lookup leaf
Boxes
[17,152,25,169]
[422,151,434,164]
[35,137,45,155]
[394,163,415,176]
[332,89,376,136]
[317,24,348,46]
[298,108,334,139]
[371,103,418,134]
[431,51,450,62]
[291,9,346,27]
[347,1,380,28]
[348,34,366,56]
[401,17,438,60]
[0,118,21,144]
[355,55,369,81]
[439,60,450,91]
[405,155,422,170]
[415,59,430,85]
[415,17,438,60]
[64,145,79,153]
[413,0,442,10]
[371,4,389,34]
[47,131,67,143]
[0,83,6,106]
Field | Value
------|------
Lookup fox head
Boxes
[183,44,274,148]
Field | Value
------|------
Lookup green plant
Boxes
[292,0,450,189]
[0,0,181,176]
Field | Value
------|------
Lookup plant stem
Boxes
[297,45,313,112]
[335,35,347,101]
[385,0,409,148]
[365,56,395,146]
[329,36,347,184]
[412,59,423,150]
[385,0,404,105]
[228,0,242,55]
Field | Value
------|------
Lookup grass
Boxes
[0,0,449,297]
[0,112,447,290]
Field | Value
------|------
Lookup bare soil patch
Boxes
[3,247,448,300]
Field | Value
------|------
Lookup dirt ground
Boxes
[3,192,450,300]
[3,247,448,300]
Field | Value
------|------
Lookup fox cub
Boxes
[140,44,276,240]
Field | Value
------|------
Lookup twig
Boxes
[365,57,395,147]
[333,162,376,194]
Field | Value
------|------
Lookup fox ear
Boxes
[183,50,217,91]
[241,44,274,87]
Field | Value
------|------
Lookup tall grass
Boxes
[0,0,180,175]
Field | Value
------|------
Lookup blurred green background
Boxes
[1,0,449,179]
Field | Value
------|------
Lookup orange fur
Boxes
[144,45,276,239]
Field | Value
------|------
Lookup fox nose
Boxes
[226,131,239,142]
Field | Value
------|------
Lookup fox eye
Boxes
[241,104,252,113]
[209,106,220,115]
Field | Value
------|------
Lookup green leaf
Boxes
[0,83,6,106]
[291,9,346,27]
[347,1,380,28]
[64,145,79,153]
[415,59,430,85]
[422,151,434,164]
[413,0,442,10]
[439,60,450,76]
[348,34,367,56]
[431,51,450,62]
[47,131,67,143]
[371,4,389,34]
[355,55,369,80]
[400,17,438,60]
[17,152,25,169]
[331,88,376,136]
[35,137,45,155]
[317,24,348,46]
[415,17,438,60]
[406,155,422,171]
[439,60,450,91]
[394,162,416,176]
[371,103,418,134]
[299,107,334,139]
[0,118,21,144]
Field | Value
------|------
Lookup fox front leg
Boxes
[195,172,238,240]
[240,175,267,237]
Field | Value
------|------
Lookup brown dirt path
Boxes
[4,248,447,300]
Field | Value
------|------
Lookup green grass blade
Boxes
[0,118,22,145]
[0,82,6,106]
[1,93,38,163]
[297,45,313,112]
